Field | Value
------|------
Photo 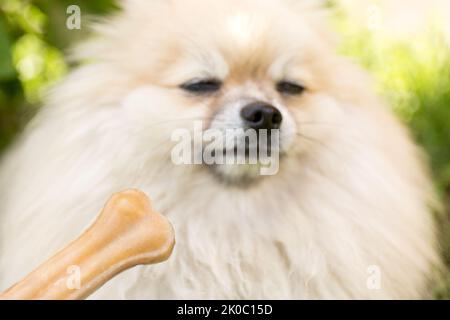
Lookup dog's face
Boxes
[105,0,351,186]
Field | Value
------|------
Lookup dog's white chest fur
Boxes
[0,111,440,299]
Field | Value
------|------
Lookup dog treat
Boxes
[0,190,175,300]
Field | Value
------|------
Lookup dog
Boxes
[0,0,442,299]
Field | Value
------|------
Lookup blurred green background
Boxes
[0,0,449,297]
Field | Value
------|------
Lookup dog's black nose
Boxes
[240,102,283,130]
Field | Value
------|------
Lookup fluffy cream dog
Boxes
[0,0,442,299]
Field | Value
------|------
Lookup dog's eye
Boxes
[276,81,305,95]
[181,79,222,94]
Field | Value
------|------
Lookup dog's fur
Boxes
[0,0,442,299]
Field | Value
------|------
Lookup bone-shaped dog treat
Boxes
[0,190,175,300]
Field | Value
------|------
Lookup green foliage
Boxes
[0,0,115,150]
[0,17,15,80]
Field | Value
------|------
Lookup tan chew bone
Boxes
[0,189,175,300]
